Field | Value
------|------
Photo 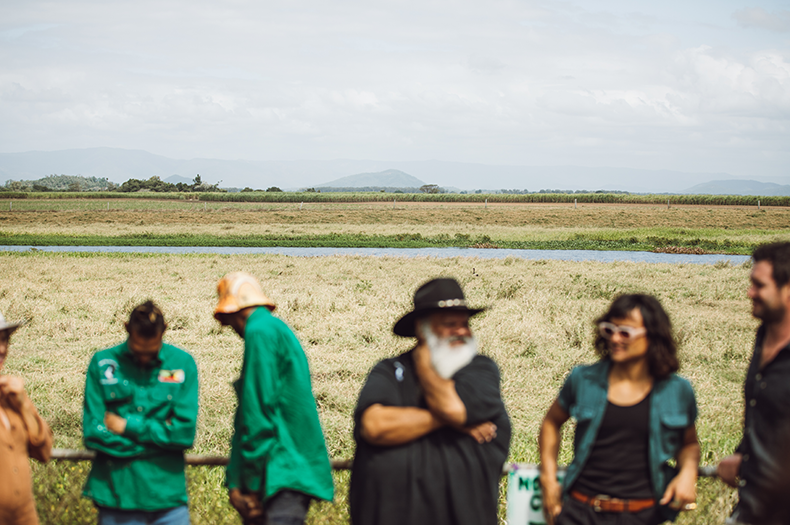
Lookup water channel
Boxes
[0,245,750,265]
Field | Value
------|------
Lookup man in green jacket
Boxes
[214,272,333,525]
[83,301,198,525]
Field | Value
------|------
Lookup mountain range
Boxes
[1,148,788,194]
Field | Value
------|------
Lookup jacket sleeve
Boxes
[26,401,53,462]
[234,326,285,492]
[83,355,145,457]
[123,357,198,450]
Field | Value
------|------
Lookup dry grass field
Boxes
[0,251,754,524]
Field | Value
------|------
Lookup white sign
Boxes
[506,465,565,525]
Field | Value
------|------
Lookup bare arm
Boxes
[539,400,570,525]
[360,404,445,446]
[413,343,467,426]
[660,425,700,508]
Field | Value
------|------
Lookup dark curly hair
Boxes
[593,294,679,380]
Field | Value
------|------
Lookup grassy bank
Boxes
[0,230,770,254]
[0,252,753,524]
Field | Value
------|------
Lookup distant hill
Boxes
[682,180,790,196]
[2,147,787,193]
[164,175,194,184]
[316,169,425,188]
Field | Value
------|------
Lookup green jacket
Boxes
[227,307,334,503]
[82,341,199,510]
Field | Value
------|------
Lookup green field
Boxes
[2,190,789,206]
[0,251,752,524]
[1,198,788,254]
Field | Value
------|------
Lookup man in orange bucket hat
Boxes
[214,272,333,525]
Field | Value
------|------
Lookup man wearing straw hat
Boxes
[214,272,333,525]
[350,277,511,525]
[0,312,52,525]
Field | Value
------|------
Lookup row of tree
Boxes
[2,175,224,193]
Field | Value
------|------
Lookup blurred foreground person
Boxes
[83,301,198,525]
[214,272,333,525]
[718,242,790,525]
[539,294,699,525]
[0,312,52,525]
[350,277,511,525]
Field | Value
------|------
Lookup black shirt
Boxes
[349,350,511,525]
[735,326,790,524]
[573,394,653,499]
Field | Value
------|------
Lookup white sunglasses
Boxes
[598,322,647,341]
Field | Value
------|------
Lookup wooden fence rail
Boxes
[50,449,717,477]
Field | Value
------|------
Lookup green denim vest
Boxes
[557,360,697,522]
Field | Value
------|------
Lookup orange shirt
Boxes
[0,399,52,525]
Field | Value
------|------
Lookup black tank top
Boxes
[572,393,654,499]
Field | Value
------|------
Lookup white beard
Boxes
[419,320,478,379]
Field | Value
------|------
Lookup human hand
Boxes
[0,375,28,412]
[660,469,697,510]
[540,476,563,525]
[104,412,127,435]
[229,489,264,520]
[461,421,497,444]
[717,454,743,488]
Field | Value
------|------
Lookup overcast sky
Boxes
[1,0,788,179]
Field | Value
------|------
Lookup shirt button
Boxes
[738,479,747,487]
[749,399,757,407]
[761,382,767,389]
[110,392,116,398]
[137,406,143,412]
[97,425,102,430]
[755,373,762,381]
[743,454,749,461]
[123,380,129,385]
[167,395,172,400]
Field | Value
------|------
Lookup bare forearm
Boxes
[539,418,562,482]
[677,443,700,476]
[413,346,467,425]
[361,405,445,446]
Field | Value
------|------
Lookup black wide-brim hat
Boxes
[393,277,485,337]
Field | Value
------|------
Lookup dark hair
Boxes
[752,242,790,288]
[593,294,679,380]
[127,300,166,338]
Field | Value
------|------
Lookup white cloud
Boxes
[0,0,787,178]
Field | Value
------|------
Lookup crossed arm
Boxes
[359,344,496,446]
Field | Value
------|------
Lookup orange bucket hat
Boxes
[214,272,276,319]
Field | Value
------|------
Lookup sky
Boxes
[1,0,789,180]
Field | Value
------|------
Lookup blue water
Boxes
[0,245,750,265]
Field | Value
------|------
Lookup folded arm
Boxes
[82,359,144,457]
[123,363,198,450]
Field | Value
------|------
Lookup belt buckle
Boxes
[592,494,611,513]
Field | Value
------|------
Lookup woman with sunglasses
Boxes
[539,294,699,525]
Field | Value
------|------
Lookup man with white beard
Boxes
[350,278,511,525]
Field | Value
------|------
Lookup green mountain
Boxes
[316,169,425,188]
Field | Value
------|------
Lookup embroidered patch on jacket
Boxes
[158,369,185,383]
[99,359,120,385]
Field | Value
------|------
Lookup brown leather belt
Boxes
[570,490,656,513]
